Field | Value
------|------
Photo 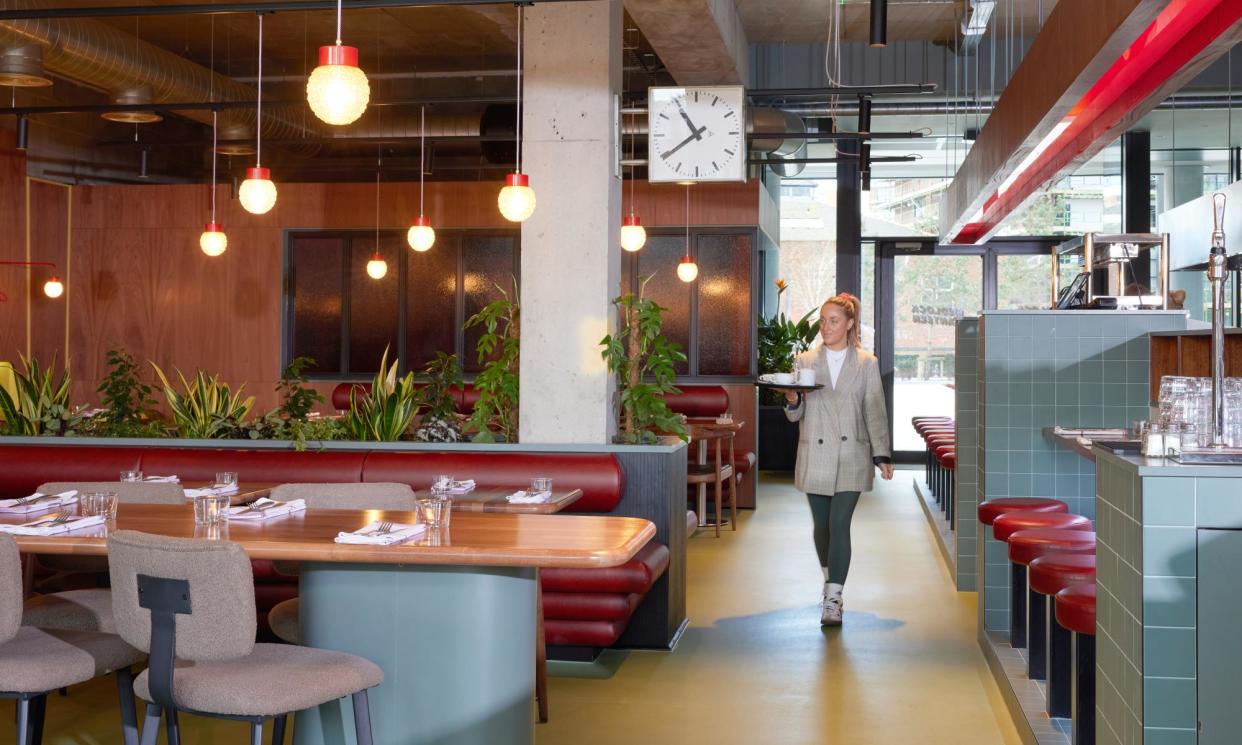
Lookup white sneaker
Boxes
[821,595,843,626]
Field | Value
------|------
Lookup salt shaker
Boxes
[1142,423,1165,458]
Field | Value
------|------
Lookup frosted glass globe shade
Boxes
[306,46,370,126]
[677,257,699,283]
[366,257,388,280]
[239,168,277,215]
[199,223,228,257]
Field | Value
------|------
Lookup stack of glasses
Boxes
[1157,376,1242,448]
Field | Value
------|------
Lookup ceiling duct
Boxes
[0,45,50,87]
[750,106,807,177]
[959,0,996,53]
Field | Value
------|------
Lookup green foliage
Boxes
[601,274,689,445]
[242,411,346,451]
[342,347,419,441]
[0,355,85,436]
[276,356,325,420]
[464,281,520,443]
[151,364,255,439]
[97,348,156,425]
[758,308,820,405]
[416,352,463,422]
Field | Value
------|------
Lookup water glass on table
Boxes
[120,470,143,483]
[82,491,119,520]
[530,477,553,495]
[418,489,452,529]
[215,471,239,490]
[194,493,231,526]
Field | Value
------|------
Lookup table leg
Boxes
[296,563,537,745]
[697,439,708,527]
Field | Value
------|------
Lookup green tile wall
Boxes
[1096,455,1145,745]
[955,318,979,591]
[973,311,1185,633]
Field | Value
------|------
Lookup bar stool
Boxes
[1055,584,1097,745]
[1007,530,1096,680]
[925,434,954,500]
[1030,553,1096,718]
[992,512,1091,648]
[934,447,956,519]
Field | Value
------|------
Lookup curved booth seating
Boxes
[0,444,663,657]
[1030,554,1097,718]
[992,512,1092,648]
[334,382,758,489]
[1007,530,1097,680]
[1055,583,1097,745]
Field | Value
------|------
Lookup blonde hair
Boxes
[821,293,862,349]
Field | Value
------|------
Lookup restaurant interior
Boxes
[2,1,1242,744]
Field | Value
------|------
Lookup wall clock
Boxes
[647,85,746,183]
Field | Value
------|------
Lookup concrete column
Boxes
[519,0,622,444]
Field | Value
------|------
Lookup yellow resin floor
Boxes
[9,470,1020,745]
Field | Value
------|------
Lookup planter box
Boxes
[757,405,799,471]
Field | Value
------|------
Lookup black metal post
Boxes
[837,138,862,297]
[1009,562,1027,648]
[1123,130,1153,288]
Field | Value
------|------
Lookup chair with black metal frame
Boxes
[0,533,145,745]
[106,530,383,745]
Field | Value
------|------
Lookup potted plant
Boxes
[342,348,419,441]
[412,352,465,443]
[243,357,345,450]
[151,364,255,439]
[0,355,85,437]
[464,281,520,443]
[601,274,689,444]
[757,279,820,469]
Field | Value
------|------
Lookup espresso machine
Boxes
[1053,233,1171,309]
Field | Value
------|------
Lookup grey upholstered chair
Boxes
[0,534,146,745]
[265,483,416,645]
[106,530,383,745]
[22,481,184,635]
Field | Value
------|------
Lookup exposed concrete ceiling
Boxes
[624,0,749,85]
[736,0,1058,44]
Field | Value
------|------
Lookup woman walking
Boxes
[783,293,892,626]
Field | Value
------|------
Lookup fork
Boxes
[25,514,72,529]
[366,521,395,536]
[240,499,276,514]
[13,493,58,507]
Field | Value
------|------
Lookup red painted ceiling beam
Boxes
[949,0,1242,244]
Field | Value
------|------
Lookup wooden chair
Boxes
[687,426,736,538]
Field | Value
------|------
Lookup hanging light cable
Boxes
[677,183,698,283]
[620,107,646,252]
[239,13,277,215]
[200,17,227,257]
[498,4,536,222]
[307,0,370,125]
[367,151,388,279]
[408,105,436,252]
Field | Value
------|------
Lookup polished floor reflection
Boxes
[9,470,1020,745]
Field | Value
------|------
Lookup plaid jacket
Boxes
[785,346,892,495]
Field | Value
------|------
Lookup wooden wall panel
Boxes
[27,179,69,369]
[0,130,26,363]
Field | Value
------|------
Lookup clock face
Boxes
[647,86,746,183]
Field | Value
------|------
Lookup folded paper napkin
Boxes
[335,521,427,546]
[506,490,553,504]
[433,478,476,494]
[227,498,307,521]
[0,513,105,536]
[143,475,180,483]
[0,490,79,514]
[183,485,240,499]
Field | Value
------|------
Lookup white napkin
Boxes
[433,478,475,494]
[335,521,426,545]
[143,475,180,483]
[506,490,553,504]
[227,498,307,521]
[0,490,79,514]
[183,485,240,499]
[0,513,105,535]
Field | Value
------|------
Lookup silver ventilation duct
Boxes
[749,107,807,177]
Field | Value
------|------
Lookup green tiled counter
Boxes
[1094,449,1242,745]
[972,310,1186,633]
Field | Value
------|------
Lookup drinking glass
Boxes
[214,472,238,490]
[82,491,118,520]
[194,494,231,525]
[417,496,452,528]
[120,470,143,483]
[531,477,553,494]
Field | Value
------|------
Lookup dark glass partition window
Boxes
[285,230,519,378]
[623,228,756,379]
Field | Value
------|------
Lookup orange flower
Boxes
[775,278,788,293]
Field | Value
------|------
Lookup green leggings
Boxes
[807,491,861,585]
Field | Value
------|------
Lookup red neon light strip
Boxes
[950,0,1242,243]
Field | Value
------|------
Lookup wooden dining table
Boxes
[445,486,582,514]
[3,502,654,745]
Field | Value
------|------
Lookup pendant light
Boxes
[498,5,536,222]
[43,276,64,299]
[367,155,388,280]
[239,13,277,215]
[306,0,370,125]
[870,0,887,48]
[407,106,435,252]
[200,113,228,256]
[620,110,646,252]
[677,184,698,283]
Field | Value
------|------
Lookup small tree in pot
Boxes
[601,274,689,445]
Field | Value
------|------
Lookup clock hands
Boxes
[661,124,709,160]
[676,101,705,142]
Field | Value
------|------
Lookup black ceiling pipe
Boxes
[870,0,887,48]
[857,96,873,135]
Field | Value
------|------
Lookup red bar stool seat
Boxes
[978,497,1068,526]
[1055,584,1097,745]
[1009,531,1096,682]
[993,513,1091,648]
[1031,554,1097,717]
